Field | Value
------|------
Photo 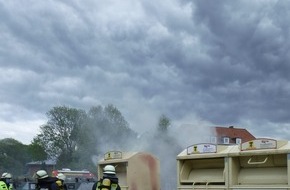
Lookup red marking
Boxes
[140,154,159,190]
[130,182,137,190]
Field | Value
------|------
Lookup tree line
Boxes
[0,104,179,179]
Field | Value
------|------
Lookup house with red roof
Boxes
[210,126,256,144]
[26,160,56,177]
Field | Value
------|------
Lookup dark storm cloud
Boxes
[0,0,290,143]
[174,1,290,127]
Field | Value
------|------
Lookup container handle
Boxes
[247,156,268,164]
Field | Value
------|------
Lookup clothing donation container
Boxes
[177,143,235,190]
[98,151,160,190]
[228,138,290,190]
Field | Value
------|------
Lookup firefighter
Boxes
[56,173,67,190]
[0,173,13,190]
[92,165,121,190]
[34,170,59,190]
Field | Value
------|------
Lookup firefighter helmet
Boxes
[103,165,116,174]
[36,170,49,179]
[1,173,12,179]
[56,173,66,181]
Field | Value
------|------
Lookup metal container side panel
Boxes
[98,159,128,178]
[177,144,238,160]
[229,140,290,156]
[277,140,289,148]
[97,159,131,189]
[238,167,287,184]
[127,152,160,190]
[228,142,290,158]
[97,152,139,181]
[234,149,290,156]
[229,154,288,184]
[177,157,226,183]
[177,149,187,157]
[176,145,235,189]
[97,161,128,183]
[228,141,290,188]
[98,152,139,163]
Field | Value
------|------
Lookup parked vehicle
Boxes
[52,169,96,182]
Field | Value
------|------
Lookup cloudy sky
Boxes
[1,0,290,145]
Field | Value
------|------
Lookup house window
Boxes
[210,136,217,144]
[223,137,230,144]
[236,138,242,144]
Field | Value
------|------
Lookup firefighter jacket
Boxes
[0,181,9,190]
[36,177,59,190]
[0,178,12,190]
[55,179,67,190]
[92,174,121,190]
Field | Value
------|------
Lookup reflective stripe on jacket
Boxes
[96,181,118,190]
[0,181,8,190]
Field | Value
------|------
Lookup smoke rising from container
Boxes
[91,119,212,190]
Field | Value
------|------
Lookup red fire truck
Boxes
[52,168,96,182]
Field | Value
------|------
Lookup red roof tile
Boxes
[213,126,256,143]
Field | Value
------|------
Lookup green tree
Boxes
[62,104,137,172]
[104,104,136,140]
[153,114,180,190]
[34,104,137,171]
[86,104,137,153]
[157,114,171,133]
[0,138,31,176]
[28,138,47,161]
[35,106,87,164]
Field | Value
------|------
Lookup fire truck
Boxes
[51,168,96,182]
[50,169,96,190]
